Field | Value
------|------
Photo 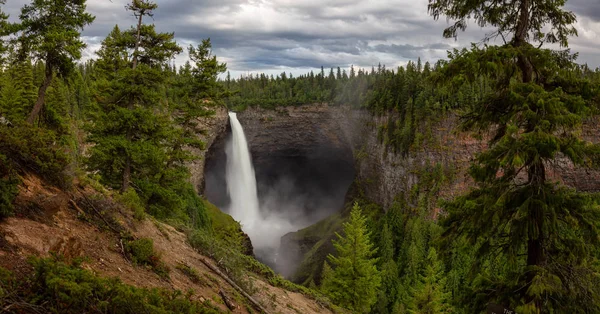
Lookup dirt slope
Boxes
[0,174,332,314]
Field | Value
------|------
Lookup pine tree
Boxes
[16,0,94,124]
[322,202,381,313]
[87,1,182,191]
[0,0,11,66]
[430,0,600,312]
[408,248,452,314]
[0,60,37,122]
[87,1,190,216]
[375,222,399,314]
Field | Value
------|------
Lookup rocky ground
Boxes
[0,173,333,314]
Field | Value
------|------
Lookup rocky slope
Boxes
[0,173,334,314]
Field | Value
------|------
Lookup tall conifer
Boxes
[322,202,381,313]
[430,0,600,312]
[16,0,94,124]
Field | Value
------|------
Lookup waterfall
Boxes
[225,112,261,229]
[225,112,296,263]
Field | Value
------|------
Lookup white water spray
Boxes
[225,112,261,227]
[225,112,296,260]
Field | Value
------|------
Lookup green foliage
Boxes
[203,199,244,247]
[428,0,577,47]
[86,3,215,231]
[322,202,381,313]
[117,188,146,220]
[0,60,36,122]
[16,0,95,123]
[430,0,600,313]
[0,124,70,188]
[186,228,251,290]
[0,0,11,66]
[16,0,95,74]
[0,154,20,219]
[176,263,203,285]
[0,258,222,313]
[407,248,452,314]
[125,238,170,279]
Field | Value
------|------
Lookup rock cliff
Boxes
[201,104,600,283]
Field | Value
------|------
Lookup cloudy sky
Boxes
[4,0,600,77]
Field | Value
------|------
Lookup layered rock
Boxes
[187,105,229,193]
[201,104,600,283]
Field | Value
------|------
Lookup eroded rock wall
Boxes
[187,106,229,193]
[201,104,600,283]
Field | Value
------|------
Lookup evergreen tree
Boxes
[0,61,36,121]
[16,0,94,124]
[87,1,182,192]
[322,202,381,313]
[408,248,452,314]
[375,222,398,314]
[431,0,600,312]
[0,0,11,66]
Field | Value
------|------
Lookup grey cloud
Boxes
[3,0,599,73]
[566,0,600,21]
[372,43,453,59]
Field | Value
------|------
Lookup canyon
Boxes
[200,103,600,284]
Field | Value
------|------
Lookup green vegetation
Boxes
[430,0,600,312]
[176,263,204,285]
[321,202,381,313]
[0,0,218,230]
[17,0,95,124]
[0,258,222,313]
[1,0,600,313]
[125,237,170,279]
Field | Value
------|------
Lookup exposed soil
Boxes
[0,173,333,314]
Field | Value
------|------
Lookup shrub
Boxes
[126,238,170,279]
[176,263,204,285]
[0,154,20,219]
[0,258,222,313]
[0,124,70,188]
[127,238,155,265]
[117,188,146,220]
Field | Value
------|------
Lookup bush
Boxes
[0,124,70,188]
[0,154,20,219]
[0,258,222,313]
[176,263,204,285]
[117,188,146,220]
[126,238,170,279]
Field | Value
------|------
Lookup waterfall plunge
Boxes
[225,112,294,260]
[225,112,261,226]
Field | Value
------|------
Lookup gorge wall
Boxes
[199,104,600,283]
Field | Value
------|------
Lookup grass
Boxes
[176,262,205,286]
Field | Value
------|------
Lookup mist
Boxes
[208,112,354,274]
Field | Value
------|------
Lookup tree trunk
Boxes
[27,62,53,124]
[514,0,534,83]
[121,5,143,193]
[132,11,143,70]
[526,158,547,309]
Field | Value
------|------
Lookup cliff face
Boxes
[202,104,600,283]
[204,104,356,227]
[187,105,229,193]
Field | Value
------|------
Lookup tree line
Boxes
[0,0,226,228]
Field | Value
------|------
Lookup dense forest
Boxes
[2,0,600,313]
